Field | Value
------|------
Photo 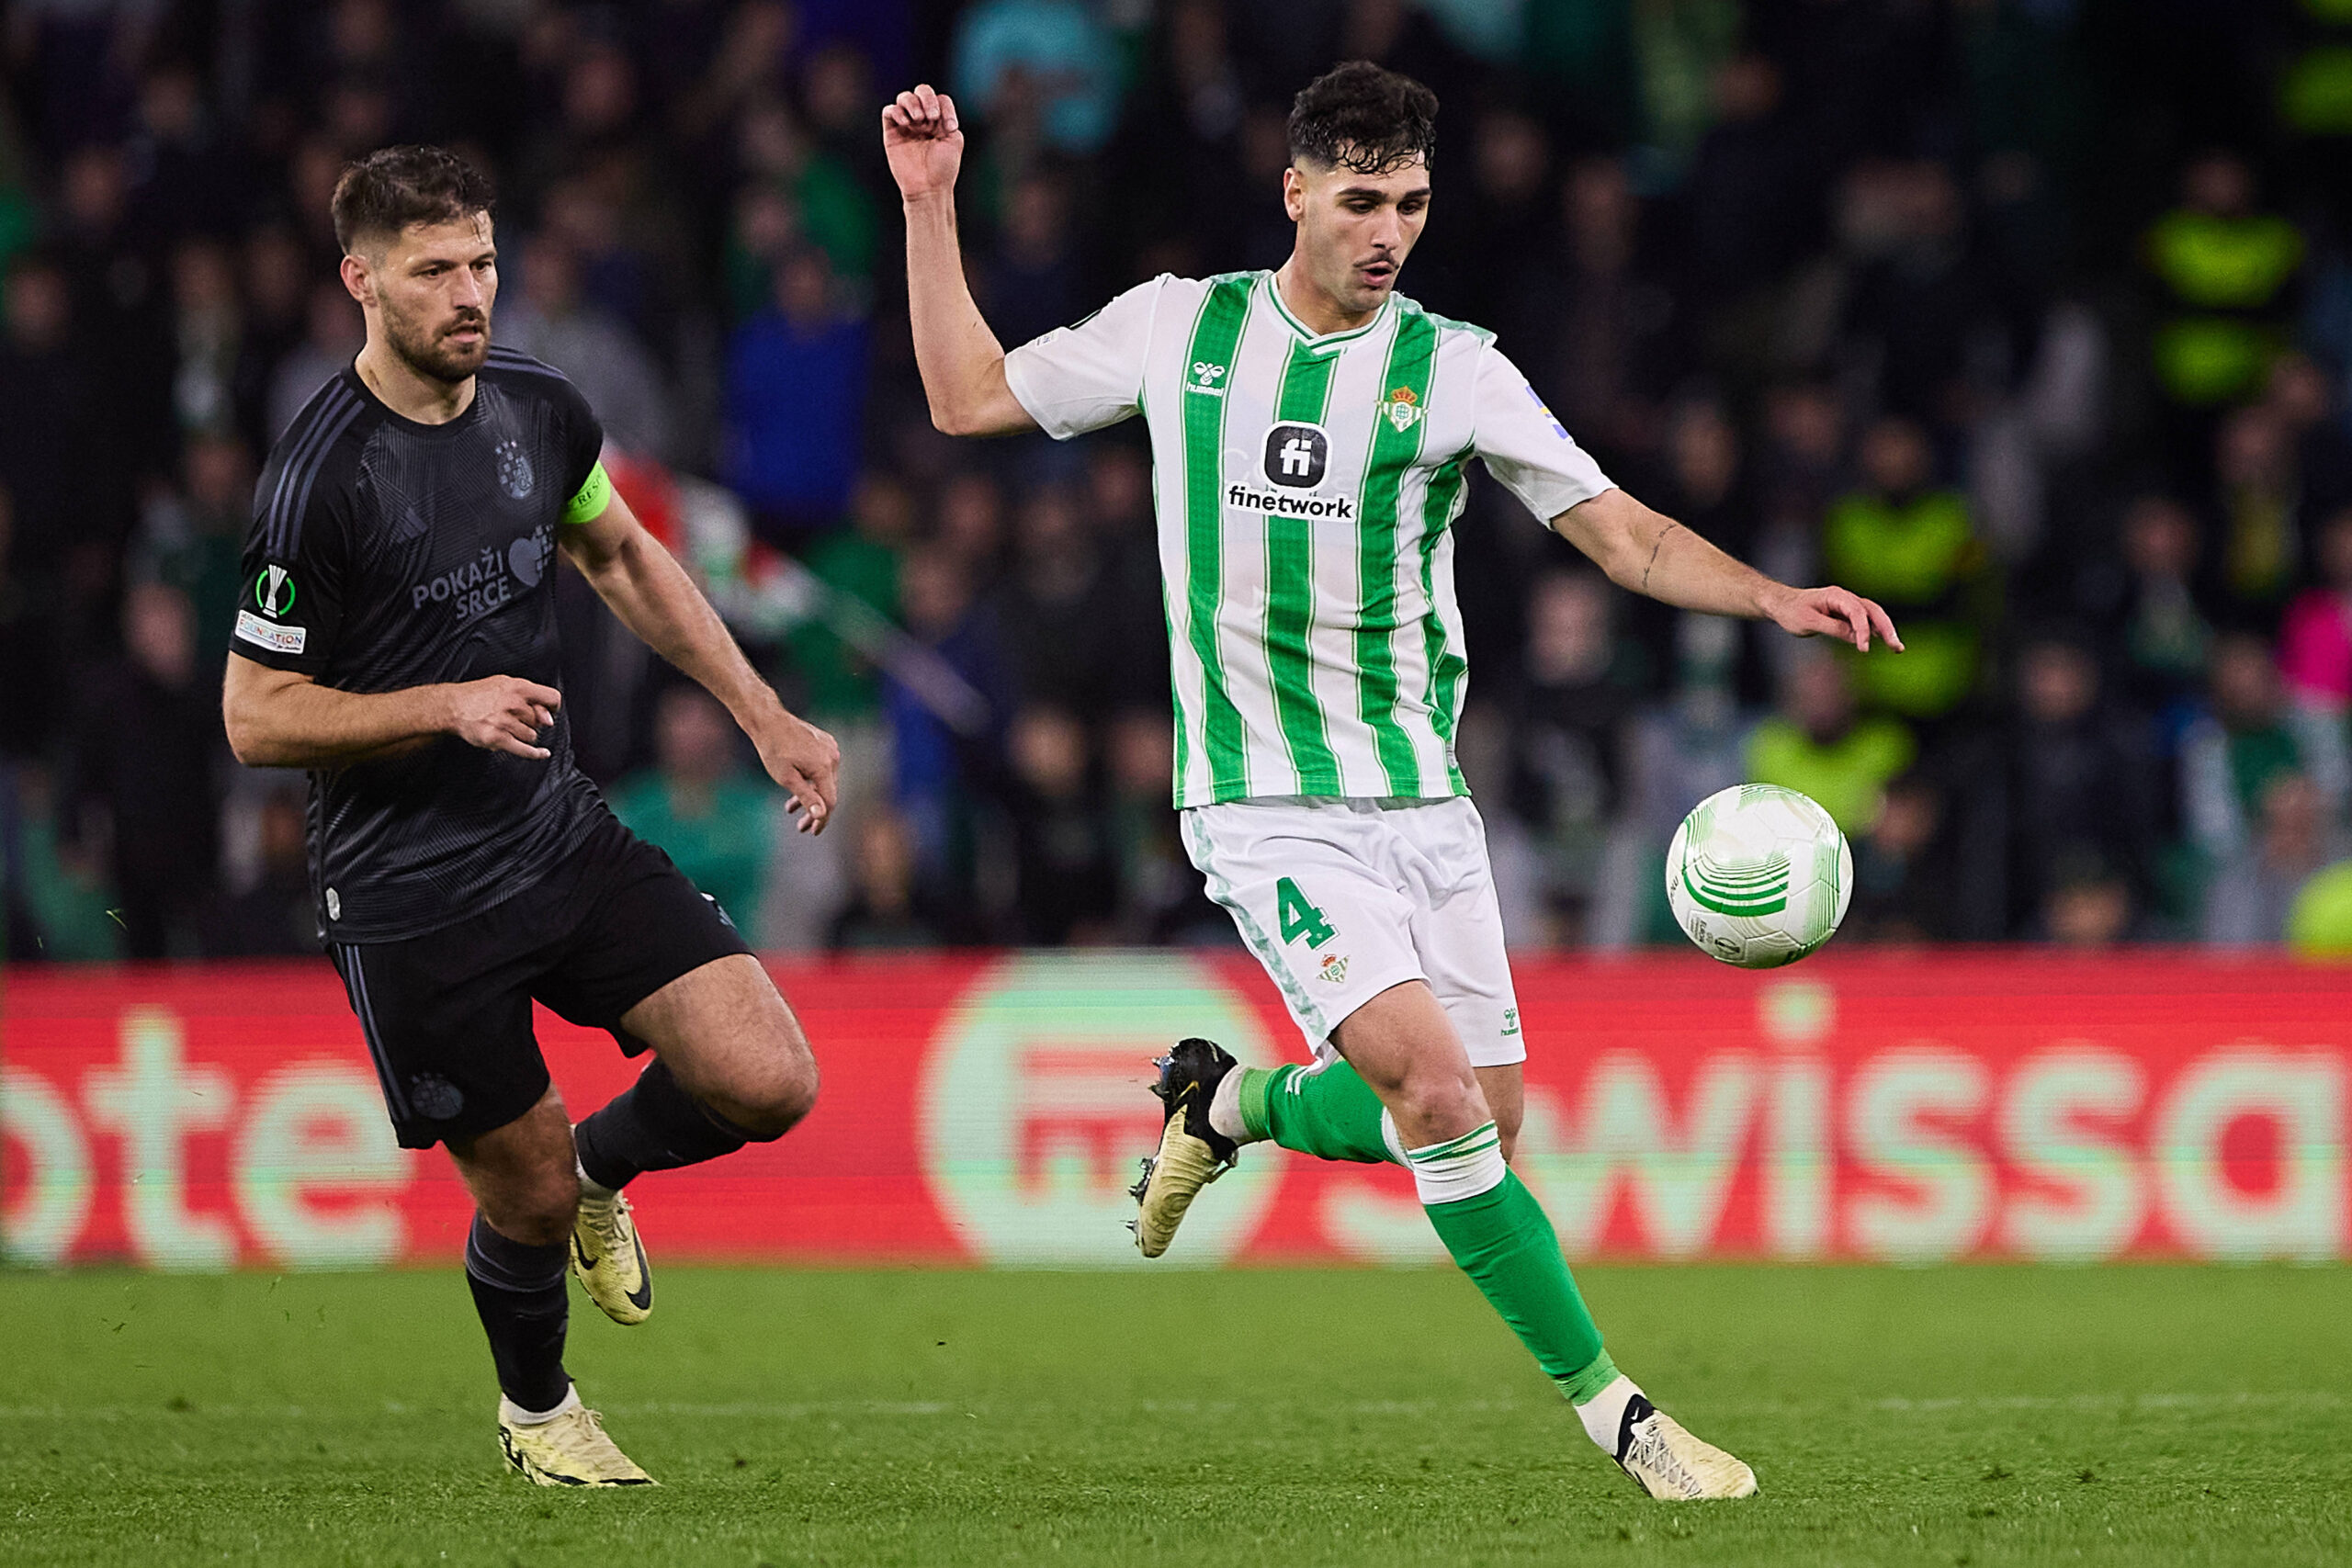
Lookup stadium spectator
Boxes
[2204,773,2344,945]
[829,803,945,949]
[168,235,242,439]
[723,246,868,539]
[1679,54,1815,312]
[2039,846,2140,947]
[951,0,1124,158]
[785,471,913,728]
[1839,160,2001,431]
[2180,633,2306,865]
[63,581,220,959]
[266,279,363,442]
[995,480,1117,715]
[2278,506,2352,712]
[1,761,119,961]
[2211,402,2307,625]
[1495,154,1679,469]
[0,253,107,579]
[884,545,1014,932]
[2146,152,2304,412]
[1104,706,1219,945]
[977,168,1081,357]
[2004,635,2160,935]
[1745,649,1916,839]
[2098,493,2216,717]
[1819,415,1993,723]
[1503,570,1645,942]
[934,468,1008,583]
[497,230,673,462]
[129,433,251,666]
[0,482,65,761]
[1005,704,1115,944]
[608,684,778,946]
[205,783,317,958]
[1844,773,1952,942]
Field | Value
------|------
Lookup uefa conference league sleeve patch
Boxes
[235,562,307,655]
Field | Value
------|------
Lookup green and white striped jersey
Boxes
[1003,268,1613,808]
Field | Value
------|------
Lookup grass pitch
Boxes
[3,1264,2348,1567]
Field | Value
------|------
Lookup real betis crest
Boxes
[1385,385,1422,432]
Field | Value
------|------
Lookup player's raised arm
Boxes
[884,85,1037,437]
[1553,488,1904,654]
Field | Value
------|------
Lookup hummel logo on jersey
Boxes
[1262,423,1329,488]
[254,564,296,617]
[1188,361,1227,396]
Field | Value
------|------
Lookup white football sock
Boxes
[575,1150,616,1202]
[500,1383,581,1427]
[1207,1068,1256,1143]
[1574,1374,1643,1453]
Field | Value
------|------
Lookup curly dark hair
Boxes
[330,144,495,254]
[1286,61,1439,175]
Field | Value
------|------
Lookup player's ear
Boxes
[1282,164,1307,223]
[339,251,374,310]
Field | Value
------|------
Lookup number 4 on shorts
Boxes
[1276,877,1336,950]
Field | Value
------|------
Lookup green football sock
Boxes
[1412,1124,1618,1404]
[1237,1062,1399,1165]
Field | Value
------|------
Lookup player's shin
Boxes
[1408,1124,1619,1407]
[1225,1060,1405,1164]
[573,1057,757,1191]
[464,1213,572,1417]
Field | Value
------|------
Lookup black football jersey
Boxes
[233,346,610,942]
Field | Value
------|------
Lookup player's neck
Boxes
[354,336,476,425]
[1272,257,1378,338]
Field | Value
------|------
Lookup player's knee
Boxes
[487,1163,579,1247]
[707,1045,818,1141]
[1390,1067,1488,1145]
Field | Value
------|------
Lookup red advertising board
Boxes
[4,951,2346,1268]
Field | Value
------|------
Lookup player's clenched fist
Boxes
[445,675,563,759]
[882,85,963,200]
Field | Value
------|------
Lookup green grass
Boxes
[4,1265,2349,1566]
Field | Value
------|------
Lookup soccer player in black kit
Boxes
[222,147,838,1486]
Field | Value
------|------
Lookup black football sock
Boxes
[464,1213,571,1414]
[572,1058,762,1191]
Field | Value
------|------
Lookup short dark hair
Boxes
[1286,62,1438,175]
[330,145,495,254]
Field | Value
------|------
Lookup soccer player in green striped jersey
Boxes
[885,63,1899,1501]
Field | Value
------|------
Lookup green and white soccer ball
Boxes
[1666,784,1852,968]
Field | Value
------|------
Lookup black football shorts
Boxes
[328,808,753,1149]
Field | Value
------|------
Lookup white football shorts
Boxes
[1180,795,1526,1068]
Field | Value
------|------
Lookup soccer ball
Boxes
[1666,784,1852,968]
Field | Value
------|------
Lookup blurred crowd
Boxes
[7,0,2352,960]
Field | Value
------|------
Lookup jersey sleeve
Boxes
[233,453,350,676]
[548,372,609,521]
[1001,275,1166,440]
[1470,346,1615,523]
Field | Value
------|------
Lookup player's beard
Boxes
[382,297,492,386]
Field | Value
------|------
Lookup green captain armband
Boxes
[562,460,614,525]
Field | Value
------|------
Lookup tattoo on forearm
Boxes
[1640,523,1683,593]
